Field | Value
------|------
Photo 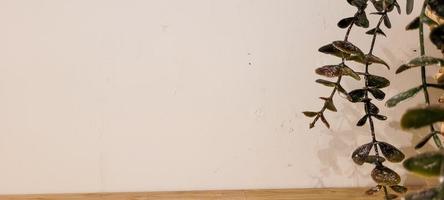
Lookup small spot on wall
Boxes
[247,52,254,67]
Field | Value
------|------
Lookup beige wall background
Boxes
[0,0,439,195]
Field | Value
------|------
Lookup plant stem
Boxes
[309,16,357,128]
[419,0,443,149]
[365,11,386,156]
[364,11,388,199]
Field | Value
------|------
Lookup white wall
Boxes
[0,0,438,194]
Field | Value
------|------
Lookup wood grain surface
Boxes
[0,188,413,200]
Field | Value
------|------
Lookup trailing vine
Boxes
[304,0,407,199]
[384,0,444,199]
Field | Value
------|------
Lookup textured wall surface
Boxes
[0,0,439,194]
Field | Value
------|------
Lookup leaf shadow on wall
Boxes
[315,103,375,187]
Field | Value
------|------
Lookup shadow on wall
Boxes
[315,104,374,187]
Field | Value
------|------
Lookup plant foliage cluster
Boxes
[304,0,444,199]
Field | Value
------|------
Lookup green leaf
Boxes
[315,64,361,80]
[352,142,373,165]
[403,151,444,177]
[430,25,444,51]
[357,115,368,126]
[385,194,398,200]
[385,86,422,107]
[347,0,367,8]
[315,79,336,87]
[368,102,380,115]
[405,188,439,200]
[318,43,351,59]
[336,84,352,101]
[393,1,401,14]
[406,0,414,14]
[349,89,366,102]
[401,106,444,129]
[302,111,318,118]
[338,17,355,29]
[390,185,407,194]
[368,87,385,100]
[372,0,384,11]
[322,98,337,112]
[371,165,401,186]
[406,17,420,30]
[341,64,361,80]
[428,0,444,18]
[366,27,386,37]
[332,41,364,56]
[415,132,438,149]
[364,155,386,164]
[365,185,382,195]
[365,54,390,69]
[420,15,439,27]
[396,56,444,74]
[320,114,330,128]
[355,11,369,28]
[368,74,390,88]
[373,114,387,121]
[378,141,405,163]
[315,65,342,78]
[383,15,392,29]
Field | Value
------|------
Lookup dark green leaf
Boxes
[430,25,444,50]
[366,27,386,37]
[385,86,422,107]
[428,0,444,18]
[410,56,444,66]
[383,15,392,29]
[352,142,373,165]
[372,0,384,11]
[318,43,351,59]
[336,84,352,100]
[401,106,444,129]
[385,194,398,200]
[320,114,330,128]
[341,64,361,80]
[368,102,380,115]
[302,111,318,118]
[365,54,390,69]
[364,155,386,164]
[315,79,337,87]
[371,165,401,186]
[315,65,342,78]
[405,188,439,200]
[373,114,388,121]
[338,17,355,29]
[357,115,368,126]
[396,56,444,74]
[378,141,405,162]
[323,98,337,112]
[406,17,420,30]
[349,89,366,102]
[368,88,385,100]
[406,0,414,14]
[393,1,401,14]
[403,151,444,177]
[368,74,390,88]
[347,0,367,8]
[421,15,439,26]
[415,132,438,149]
[365,185,382,195]
[355,11,369,28]
[332,41,364,56]
[390,185,407,194]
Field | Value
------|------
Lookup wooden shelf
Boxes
[0,188,405,200]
